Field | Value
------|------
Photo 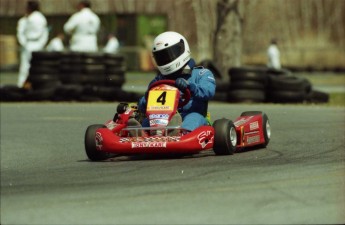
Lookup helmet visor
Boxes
[153,39,185,66]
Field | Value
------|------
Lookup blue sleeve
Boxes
[189,69,216,101]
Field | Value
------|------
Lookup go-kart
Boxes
[84,80,271,161]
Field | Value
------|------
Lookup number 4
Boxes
[157,91,167,105]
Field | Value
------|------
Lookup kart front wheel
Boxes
[85,124,110,161]
[213,119,237,155]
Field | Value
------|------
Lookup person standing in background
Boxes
[17,0,48,88]
[63,0,100,52]
[267,38,281,69]
[46,33,65,51]
[103,34,120,54]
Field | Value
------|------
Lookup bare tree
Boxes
[213,0,243,81]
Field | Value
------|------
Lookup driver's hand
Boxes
[175,78,189,90]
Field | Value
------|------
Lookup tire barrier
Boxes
[0,51,143,102]
[227,66,329,103]
[1,58,331,104]
[228,66,267,103]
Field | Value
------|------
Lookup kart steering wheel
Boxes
[147,80,191,108]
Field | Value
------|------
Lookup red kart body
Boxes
[85,80,270,161]
[95,125,214,155]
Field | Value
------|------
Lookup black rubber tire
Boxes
[79,74,106,85]
[84,124,110,161]
[25,87,57,101]
[213,118,237,155]
[305,90,330,103]
[240,111,262,116]
[54,84,84,101]
[268,75,310,92]
[117,103,128,113]
[104,53,125,60]
[230,80,265,90]
[105,75,126,87]
[31,51,61,60]
[82,52,105,63]
[227,89,266,103]
[30,59,60,67]
[60,73,104,84]
[29,66,58,74]
[59,64,83,73]
[266,68,293,76]
[229,66,268,84]
[198,59,222,78]
[105,66,126,74]
[261,113,271,147]
[28,73,61,90]
[0,85,27,101]
[215,78,229,92]
[82,64,105,74]
[267,90,306,103]
[213,92,228,102]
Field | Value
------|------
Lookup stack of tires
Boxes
[24,51,132,101]
[27,51,62,100]
[228,67,267,103]
[227,66,329,103]
[266,73,312,103]
[92,53,127,101]
[57,52,126,101]
[0,85,28,102]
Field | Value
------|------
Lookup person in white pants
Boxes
[267,38,281,70]
[63,0,101,52]
[17,0,48,88]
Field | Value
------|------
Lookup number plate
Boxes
[147,90,177,111]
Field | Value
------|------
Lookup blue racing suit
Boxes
[138,59,216,131]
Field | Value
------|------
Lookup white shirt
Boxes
[17,11,48,51]
[103,36,120,53]
[46,37,64,51]
[64,8,100,52]
[267,44,281,69]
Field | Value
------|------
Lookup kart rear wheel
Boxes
[261,113,271,147]
[213,119,237,155]
[85,124,110,161]
[240,111,262,116]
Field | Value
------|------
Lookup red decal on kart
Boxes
[152,86,176,91]
[234,116,253,126]
[125,108,131,114]
[149,114,169,119]
[150,119,169,126]
[197,131,214,149]
[148,106,171,110]
[249,121,259,130]
[246,135,260,144]
[131,142,167,148]
[105,121,118,130]
[95,132,103,150]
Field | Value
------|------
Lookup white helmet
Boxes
[152,31,191,75]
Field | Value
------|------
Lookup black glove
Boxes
[175,78,189,90]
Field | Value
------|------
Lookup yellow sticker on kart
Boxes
[147,90,177,111]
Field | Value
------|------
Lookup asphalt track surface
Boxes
[1,102,344,225]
